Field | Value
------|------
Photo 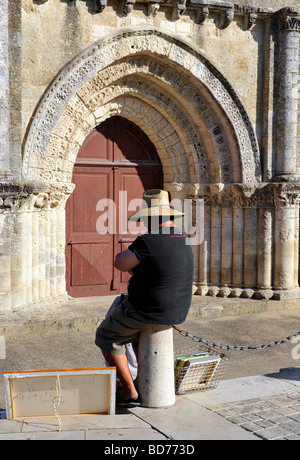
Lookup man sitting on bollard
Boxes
[95,189,194,407]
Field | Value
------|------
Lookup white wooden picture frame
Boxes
[3,367,116,419]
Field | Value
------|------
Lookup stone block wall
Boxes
[0,0,300,312]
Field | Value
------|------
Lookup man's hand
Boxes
[114,249,140,272]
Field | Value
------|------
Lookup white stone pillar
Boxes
[221,207,232,286]
[11,212,26,309]
[0,0,9,174]
[232,207,244,287]
[243,208,258,287]
[56,207,67,295]
[275,8,300,179]
[50,207,57,296]
[38,211,46,300]
[138,325,175,408]
[257,208,273,289]
[32,209,39,301]
[294,206,299,287]
[45,207,51,299]
[25,210,33,305]
[274,206,296,290]
[0,212,11,312]
[210,206,221,286]
[197,203,210,295]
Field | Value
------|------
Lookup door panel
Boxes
[66,166,114,296]
[66,116,163,297]
[115,165,163,292]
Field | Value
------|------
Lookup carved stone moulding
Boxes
[33,0,286,23]
[196,182,300,208]
[0,181,75,212]
[196,285,300,301]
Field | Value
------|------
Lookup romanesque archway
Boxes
[22,27,261,187]
[20,27,264,304]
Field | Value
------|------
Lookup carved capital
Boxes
[197,182,300,208]
[277,7,300,32]
[0,181,75,212]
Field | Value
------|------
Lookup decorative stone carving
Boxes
[34,193,49,209]
[197,183,300,209]
[221,9,234,28]
[147,2,160,17]
[274,8,300,181]
[245,12,257,30]
[0,182,75,212]
[196,6,209,24]
[93,0,107,13]
[173,0,187,20]
[23,29,261,187]
[277,7,300,32]
[123,0,136,15]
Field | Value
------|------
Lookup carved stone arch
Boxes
[22,27,261,186]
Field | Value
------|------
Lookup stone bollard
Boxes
[138,325,175,408]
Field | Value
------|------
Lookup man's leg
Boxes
[102,350,139,401]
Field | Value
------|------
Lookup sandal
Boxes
[116,393,141,408]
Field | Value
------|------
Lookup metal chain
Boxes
[172,326,300,352]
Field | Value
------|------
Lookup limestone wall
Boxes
[1,0,300,312]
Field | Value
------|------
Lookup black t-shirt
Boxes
[127,227,194,325]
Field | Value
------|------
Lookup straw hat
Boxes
[128,189,184,221]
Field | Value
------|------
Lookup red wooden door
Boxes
[66,117,163,297]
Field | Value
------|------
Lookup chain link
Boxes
[172,326,300,352]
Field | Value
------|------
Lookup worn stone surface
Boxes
[0,1,300,313]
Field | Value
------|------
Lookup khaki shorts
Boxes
[95,297,153,356]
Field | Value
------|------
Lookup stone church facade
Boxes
[0,0,300,313]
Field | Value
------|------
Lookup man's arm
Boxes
[114,249,140,272]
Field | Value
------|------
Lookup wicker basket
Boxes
[174,345,230,395]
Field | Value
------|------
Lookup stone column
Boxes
[138,325,175,408]
[0,211,11,313]
[243,208,258,287]
[275,8,300,179]
[50,208,57,297]
[210,206,221,287]
[221,207,232,287]
[32,209,40,302]
[56,206,68,295]
[11,212,26,309]
[197,204,210,295]
[0,0,9,176]
[274,206,296,290]
[257,208,273,290]
[232,207,244,287]
[294,206,299,287]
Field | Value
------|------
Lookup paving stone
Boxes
[279,420,300,434]
[289,414,300,423]
[243,413,265,423]
[254,419,276,429]
[240,422,263,433]
[210,391,300,441]
[255,426,291,440]
[272,406,300,417]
